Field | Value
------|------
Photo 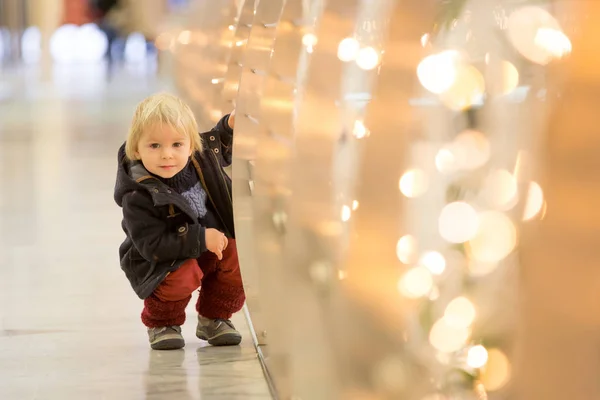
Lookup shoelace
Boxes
[215,319,235,329]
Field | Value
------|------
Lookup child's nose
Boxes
[161,148,173,158]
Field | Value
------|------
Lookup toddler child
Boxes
[114,93,245,350]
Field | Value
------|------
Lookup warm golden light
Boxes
[421,33,430,48]
[417,51,459,94]
[452,130,491,171]
[501,61,519,95]
[353,120,370,139]
[467,345,489,369]
[523,181,544,221]
[429,318,470,353]
[481,349,511,391]
[444,297,476,328]
[435,147,456,174]
[341,205,352,222]
[178,30,192,45]
[399,169,429,198]
[398,266,433,298]
[439,65,485,111]
[507,6,569,65]
[338,37,360,62]
[535,27,572,58]
[438,202,479,243]
[480,169,518,209]
[356,46,380,70]
[302,33,318,47]
[420,251,446,275]
[469,211,517,263]
[352,200,359,211]
[396,235,418,264]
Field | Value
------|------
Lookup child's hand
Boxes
[228,109,236,129]
[205,228,228,260]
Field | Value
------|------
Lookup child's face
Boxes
[135,124,193,179]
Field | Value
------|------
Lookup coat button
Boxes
[214,148,220,154]
[153,188,159,193]
[167,189,171,193]
[209,135,216,141]
[178,226,186,233]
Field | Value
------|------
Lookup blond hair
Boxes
[125,93,202,160]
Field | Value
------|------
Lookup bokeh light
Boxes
[523,181,544,220]
[444,297,476,328]
[452,130,491,171]
[302,33,318,47]
[507,6,570,65]
[124,32,148,64]
[396,234,418,264]
[338,37,360,62]
[420,251,446,275]
[341,205,352,222]
[439,202,479,243]
[435,147,457,174]
[535,27,572,59]
[481,349,511,391]
[467,345,489,369]
[429,317,471,353]
[501,61,520,95]
[178,30,191,45]
[439,65,485,111]
[399,169,429,198]
[356,46,380,70]
[417,50,459,94]
[50,24,108,64]
[469,211,517,263]
[480,169,518,209]
[399,266,433,298]
[353,120,370,139]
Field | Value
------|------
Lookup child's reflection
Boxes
[144,350,193,400]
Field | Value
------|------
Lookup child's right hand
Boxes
[205,228,228,260]
[228,109,236,129]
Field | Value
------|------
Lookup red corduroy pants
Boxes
[141,239,246,328]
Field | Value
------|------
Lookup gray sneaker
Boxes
[148,326,185,350]
[196,316,242,346]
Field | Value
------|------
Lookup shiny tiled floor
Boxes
[0,64,271,400]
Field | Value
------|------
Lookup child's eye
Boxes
[173,142,183,148]
[150,143,160,149]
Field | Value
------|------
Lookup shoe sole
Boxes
[196,330,242,346]
[150,338,185,350]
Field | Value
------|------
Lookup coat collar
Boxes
[129,161,199,221]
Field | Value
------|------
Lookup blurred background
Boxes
[1,0,599,399]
